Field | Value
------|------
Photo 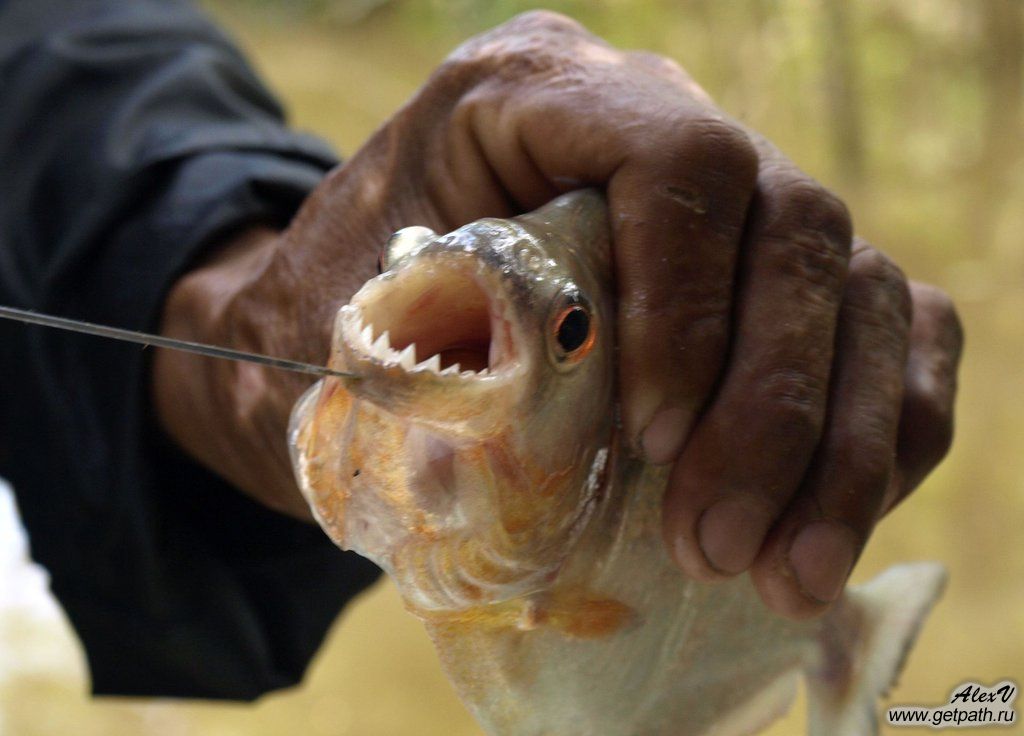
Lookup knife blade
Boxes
[0,305,358,381]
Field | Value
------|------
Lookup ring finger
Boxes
[750,239,913,617]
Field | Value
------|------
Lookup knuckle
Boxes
[848,244,913,326]
[753,175,853,292]
[902,295,960,467]
[676,118,760,182]
[625,266,733,316]
[443,12,588,80]
[904,384,956,462]
[645,118,758,235]
[760,230,849,293]
[696,118,758,162]
[913,282,964,356]
[913,282,955,315]
[761,173,854,253]
[435,48,487,88]
[851,241,902,282]
[944,306,965,359]
[629,50,687,78]
[623,286,731,353]
[669,310,731,356]
[757,366,827,441]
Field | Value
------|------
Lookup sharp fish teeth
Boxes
[372,330,391,360]
[398,344,417,370]
[360,324,373,348]
[416,354,442,373]
[440,363,460,376]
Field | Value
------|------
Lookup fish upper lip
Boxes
[338,255,521,381]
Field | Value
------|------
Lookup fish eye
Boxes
[556,307,590,353]
[549,291,595,367]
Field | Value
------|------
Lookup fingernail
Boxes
[697,497,772,575]
[640,405,693,465]
[788,521,858,603]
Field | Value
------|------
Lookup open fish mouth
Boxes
[336,254,522,382]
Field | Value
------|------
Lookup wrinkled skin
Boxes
[153,12,963,619]
[288,191,947,736]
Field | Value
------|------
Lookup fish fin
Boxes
[418,589,636,639]
[544,590,636,639]
[806,562,947,736]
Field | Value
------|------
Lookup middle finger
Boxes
[662,163,853,581]
[751,240,912,617]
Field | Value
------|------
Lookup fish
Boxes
[288,189,947,736]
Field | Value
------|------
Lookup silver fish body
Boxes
[290,190,946,736]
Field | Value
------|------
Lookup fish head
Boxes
[335,189,614,431]
[290,190,617,605]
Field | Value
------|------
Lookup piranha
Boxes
[289,190,946,736]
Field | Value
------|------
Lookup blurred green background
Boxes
[1,0,1021,734]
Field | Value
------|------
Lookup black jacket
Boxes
[0,0,379,699]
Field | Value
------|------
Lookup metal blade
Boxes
[0,305,358,381]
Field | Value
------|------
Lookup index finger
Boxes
[449,12,758,458]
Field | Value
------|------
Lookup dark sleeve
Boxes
[0,0,380,700]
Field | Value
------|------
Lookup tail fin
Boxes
[806,562,947,736]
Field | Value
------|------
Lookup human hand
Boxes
[153,12,962,617]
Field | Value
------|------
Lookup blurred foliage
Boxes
[2,1,1022,735]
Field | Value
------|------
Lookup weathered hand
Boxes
[671,255,963,619]
[153,12,962,617]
